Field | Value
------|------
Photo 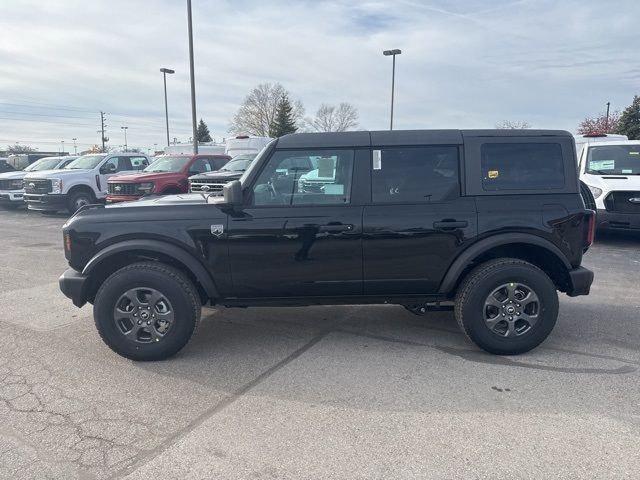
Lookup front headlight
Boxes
[587,185,603,199]
[10,179,23,189]
[51,179,62,194]
[138,182,155,193]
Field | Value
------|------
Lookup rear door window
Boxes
[371,146,459,203]
[481,143,565,190]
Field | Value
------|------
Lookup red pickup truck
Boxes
[106,154,230,203]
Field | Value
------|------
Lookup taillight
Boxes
[63,231,72,252]
[585,210,596,248]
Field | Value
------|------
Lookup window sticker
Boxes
[323,184,344,194]
[373,150,382,170]
[622,169,633,174]
[630,151,639,155]
[487,170,499,179]
[590,160,615,170]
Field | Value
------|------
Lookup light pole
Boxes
[72,138,77,154]
[121,126,128,151]
[383,49,401,130]
[160,67,175,147]
[187,0,198,154]
[605,101,611,132]
[61,140,65,153]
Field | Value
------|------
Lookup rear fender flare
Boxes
[438,233,571,295]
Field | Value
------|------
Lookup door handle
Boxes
[319,223,354,233]
[433,220,468,230]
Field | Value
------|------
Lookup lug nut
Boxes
[509,316,513,320]
[137,320,141,325]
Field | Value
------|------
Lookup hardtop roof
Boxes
[276,129,572,148]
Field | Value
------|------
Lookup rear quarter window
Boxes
[481,143,565,191]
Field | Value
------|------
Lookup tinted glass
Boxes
[371,146,459,203]
[24,157,62,171]
[481,143,564,190]
[144,156,190,172]
[221,158,252,171]
[253,150,354,206]
[65,155,106,169]
[586,144,640,175]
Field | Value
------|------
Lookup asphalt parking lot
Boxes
[0,207,639,480]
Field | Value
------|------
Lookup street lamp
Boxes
[160,67,175,147]
[72,138,77,154]
[187,0,198,154]
[61,140,65,153]
[383,49,402,130]
[121,126,129,151]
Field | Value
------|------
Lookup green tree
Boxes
[196,118,212,142]
[616,95,640,140]
[269,94,298,137]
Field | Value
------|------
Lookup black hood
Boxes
[189,170,243,182]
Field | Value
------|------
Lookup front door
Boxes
[363,145,477,295]
[227,148,363,298]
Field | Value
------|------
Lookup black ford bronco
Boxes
[59,130,595,361]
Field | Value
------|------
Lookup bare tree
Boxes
[307,103,359,132]
[229,83,304,136]
[577,111,621,135]
[495,120,532,129]
[6,143,36,153]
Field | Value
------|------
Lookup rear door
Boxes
[363,140,477,295]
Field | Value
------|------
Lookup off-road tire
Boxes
[580,180,597,211]
[94,261,201,361]
[454,258,559,355]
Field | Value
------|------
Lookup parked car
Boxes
[106,154,231,203]
[225,136,271,157]
[189,153,257,194]
[0,158,15,173]
[23,152,150,213]
[578,140,640,230]
[59,129,594,361]
[0,155,77,208]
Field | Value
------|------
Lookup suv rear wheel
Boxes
[454,258,558,355]
[94,262,201,361]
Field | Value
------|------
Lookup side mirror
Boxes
[101,163,116,174]
[222,180,243,206]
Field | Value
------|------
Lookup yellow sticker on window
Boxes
[488,170,499,179]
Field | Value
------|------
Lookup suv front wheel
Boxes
[454,258,559,355]
[94,262,201,361]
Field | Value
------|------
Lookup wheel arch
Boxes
[67,183,96,198]
[439,234,572,296]
[81,239,219,305]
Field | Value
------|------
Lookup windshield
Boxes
[221,158,253,172]
[25,157,63,172]
[144,156,190,173]
[587,145,640,175]
[65,155,106,170]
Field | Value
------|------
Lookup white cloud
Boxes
[0,0,638,152]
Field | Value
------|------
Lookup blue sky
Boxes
[0,0,638,152]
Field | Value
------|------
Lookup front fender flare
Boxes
[438,233,572,295]
[82,239,220,300]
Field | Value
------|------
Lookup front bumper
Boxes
[0,190,25,205]
[106,194,142,203]
[596,209,640,231]
[566,266,594,297]
[24,193,68,211]
[59,268,88,307]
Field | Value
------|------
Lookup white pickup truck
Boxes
[23,152,150,213]
[0,155,77,208]
[578,140,640,231]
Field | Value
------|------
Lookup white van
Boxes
[579,140,640,231]
[225,136,271,158]
[574,134,628,160]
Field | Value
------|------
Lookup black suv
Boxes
[59,130,595,361]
